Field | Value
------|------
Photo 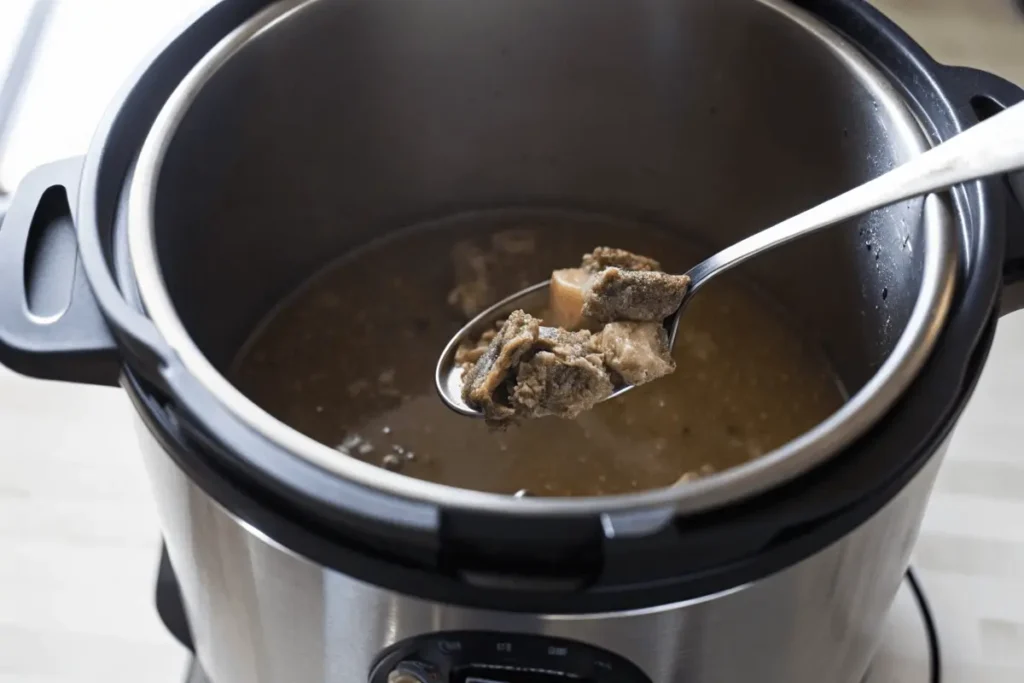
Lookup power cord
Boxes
[905,567,941,683]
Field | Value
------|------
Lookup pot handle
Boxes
[0,157,121,385]
[943,67,1024,315]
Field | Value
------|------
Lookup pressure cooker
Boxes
[1,1,1022,682]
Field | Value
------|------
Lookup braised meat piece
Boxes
[454,323,500,366]
[592,322,675,385]
[552,247,689,327]
[511,328,613,419]
[462,315,613,423]
[582,268,690,323]
[581,246,661,273]
[461,310,541,421]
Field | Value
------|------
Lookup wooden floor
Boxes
[0,1,1023,682]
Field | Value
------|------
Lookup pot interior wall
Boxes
[152,0,930,395]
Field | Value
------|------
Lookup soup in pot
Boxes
[231,211,845,497]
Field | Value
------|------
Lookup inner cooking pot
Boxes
[127,0,956,511]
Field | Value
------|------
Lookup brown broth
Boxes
[231,212,845,497]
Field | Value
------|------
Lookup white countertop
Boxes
[0,2,1022,682]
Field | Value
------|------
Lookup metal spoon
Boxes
[437,100,1024,418]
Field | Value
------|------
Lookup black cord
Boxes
[905,567,941,683]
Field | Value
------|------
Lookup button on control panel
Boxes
[369,632,651,683]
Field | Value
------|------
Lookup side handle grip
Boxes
[0,157,120,386]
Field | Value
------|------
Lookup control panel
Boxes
[368,631,651,683]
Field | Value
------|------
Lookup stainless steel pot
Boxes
[1,1,1022,682]
[129,0,957,517]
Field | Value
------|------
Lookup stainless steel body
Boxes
[139,417,947,683]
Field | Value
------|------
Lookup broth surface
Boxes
[232,212,844,497]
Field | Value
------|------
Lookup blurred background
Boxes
[0,1,1021,683]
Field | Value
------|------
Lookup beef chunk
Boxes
[511,328,613,419]
[581,247,661,273]
[461,315,614,423]
[462,310,541,421]
[592,322,675,385]
[454,324,500,366]
[582,268,690,323]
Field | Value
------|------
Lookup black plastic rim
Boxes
[70,0,1022,612]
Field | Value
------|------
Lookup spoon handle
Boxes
[686,100,1024,290]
